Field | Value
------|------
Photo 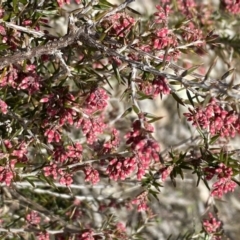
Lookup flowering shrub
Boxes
[0,0,240,239]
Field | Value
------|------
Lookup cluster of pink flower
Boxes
[53,142,83,163]
[0,64,41,94]
[43,143,83,185]
[101,128,119,154]
[154,4,170,25]
[44,163,73,186]
[152,27,178,52]
[159,165,173,181]
[106,115,160,181]
[84,88,109,114]
[44,128,61,143]
[202,213,222,237]
[183,22,204,46]
[184,98,240,138]
[105,222,128,239]
[131,191,148,212]
[205,163,237,198]
[74,88,109,144]
[37,232,50,240]
[153,31,180,60]
[106,156,137,181]
[125,116,160,180]
[76,116,106,145]
[26,211,41,225]
[102,13,135,37]
[0,159,16,186]
[0,66,18,88]
[0,140,28,186]
[84,165,100,185]
[221,0,240,14]
[0,23,20,50]
[40,88,76,127]
[0,8,4,18]
[40,88,77,143]
[77,229,95,240]
[138,76,170,98]
[0,99,8,114]
[177,0,196,18]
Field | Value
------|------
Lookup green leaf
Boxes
[99,0,114,7]
[209,135,220,145]
[121,107,132,117]
[126,6,141,15]
[148,189,159,201]
[172,92,185,106]
[219,148,224,162]
[15,163,27,168]
[204,56,218,81]
[147,116,164,123]
[196,174,201,187]
[137,90,153,100]
[24,177,36,187]
[94,0,114,10]
[180,165,192,170]
[174,19,191,29]
[145,112,163,121]
[181,65,201,77]
[202,177,211,190]
[132,104,140,114]
[177,102,181,119]
[202,94,211,108]
[221,68,235,80]
[166,234,172,240]
[0,43,9,51]
[10,127,24,140]
[12,0,18,12]
[39,173,56,188]
[186,90,194,107]
[112,61,122,84]
[1,140,7,153]
[177,152,187,162]
[177,167,184,179]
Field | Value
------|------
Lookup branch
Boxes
[0,32,76,69]
[0,20,46,37]
[1,13,240,100]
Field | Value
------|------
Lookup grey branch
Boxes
[0,8,239,100]
[0,32,76,69]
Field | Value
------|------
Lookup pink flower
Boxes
[76,116,106,145]
[177,0,197,18]
[184,98,240,138]
[203,213,222,235]
[102,13,135,37]
[84,165,100,184]
[106,156,137,181]
[124,117,160,180]
[0,99,8,114]
[84,88,109,114]
[131,192,148,212]
[154,5,171,24]
[204,163,237,198]
[37,232,50,240]
[26,211,41,225]
[221,0,240,14]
